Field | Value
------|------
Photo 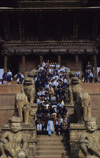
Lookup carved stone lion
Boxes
[68,76,82,104]
[23,77,35,104]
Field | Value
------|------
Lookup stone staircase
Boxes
[36,132,71,158]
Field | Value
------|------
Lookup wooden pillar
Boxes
[4,55,7,72]
[3,14,10,41]
[22,56,25,76]
[75,54,79,71]
[58,55,61,66]
[40,55,43,65]
[94,54,97,78]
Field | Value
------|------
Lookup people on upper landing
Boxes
[75,69,80,79]
[7,69,12,84]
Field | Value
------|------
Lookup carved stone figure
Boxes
[74,92,91,122]
[15,88,28,120]
[23,77,35,103]
[80,117,100,158]
[74,99,83,123]
[28,69,37,77]
[0,116,28,158]
[68,75,81,104]
[77,92,91,120]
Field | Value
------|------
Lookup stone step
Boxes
[36,156,71,158]
[37,135,68,138]
[36,150,70,155]
[36,144,69,148]
[36,145,69,150]
[37,141,69,145]
[37,136,68,141]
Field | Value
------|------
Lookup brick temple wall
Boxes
[81,83,100,123]
[0,84,22,128]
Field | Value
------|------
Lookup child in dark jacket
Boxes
[57,121,62,136]
[42,121,47,135]
[62,121,68,134]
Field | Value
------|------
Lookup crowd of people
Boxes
[35,61,68,136]
[2,70,24,84]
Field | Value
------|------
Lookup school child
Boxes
[37,121,42,135]
[57,121,62,136]
[62,121,68,134]
[42,121,47,135]
[47,118,54,136]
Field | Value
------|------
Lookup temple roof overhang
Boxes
[0,6,100,11]
[2,42,98,56]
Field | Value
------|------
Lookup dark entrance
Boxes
[43,54,58,63]
[8,55,21,76]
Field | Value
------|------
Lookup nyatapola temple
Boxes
[0,0,100,77]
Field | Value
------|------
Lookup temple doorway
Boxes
[81,54,93,73]
[43,54,58,63]
[8,55,21,76]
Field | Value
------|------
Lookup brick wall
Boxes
[81,83,100,123]
[0,85,22,128]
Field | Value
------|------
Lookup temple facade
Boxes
[0,0,100,77]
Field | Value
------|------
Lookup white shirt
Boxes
[34,77,37,82]
[63,79,68,83]
[7,72,12,76]
[89,72,93,77]
[37,124,42,130]
[21,74,24,79]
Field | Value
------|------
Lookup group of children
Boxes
[2,70,24,84]
[35,61,69,136]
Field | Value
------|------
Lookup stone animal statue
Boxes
[77,92,91,120]
[15,89,33,124]
[0,116,29,158]
[80,117,100,158]
[15,88,28,120]
[68,75,81,104]
[23,77,35,104]
[28,69,37,77]
[74,98,83,123]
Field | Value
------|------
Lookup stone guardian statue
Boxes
[80,117,100,158]
[0,116,29,158]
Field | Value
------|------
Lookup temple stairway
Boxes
[36,132,71,158]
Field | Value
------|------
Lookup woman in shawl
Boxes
[47,117,54,136]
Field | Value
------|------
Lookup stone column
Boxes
[4,55,7,72]
[94,54,97,78]
[22,55,25,76]
[58,55,61,65]
[40,55,43,65]
[75,54,79,71]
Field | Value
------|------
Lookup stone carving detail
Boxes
[15,89,35,124]
[23,77,35,104]
[0,116,29,158]
[15,88,28,120]
[80,117,100,158]
[74,92,91,123]
[68,74,81,104]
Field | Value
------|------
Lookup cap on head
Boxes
[9,116,23,123]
